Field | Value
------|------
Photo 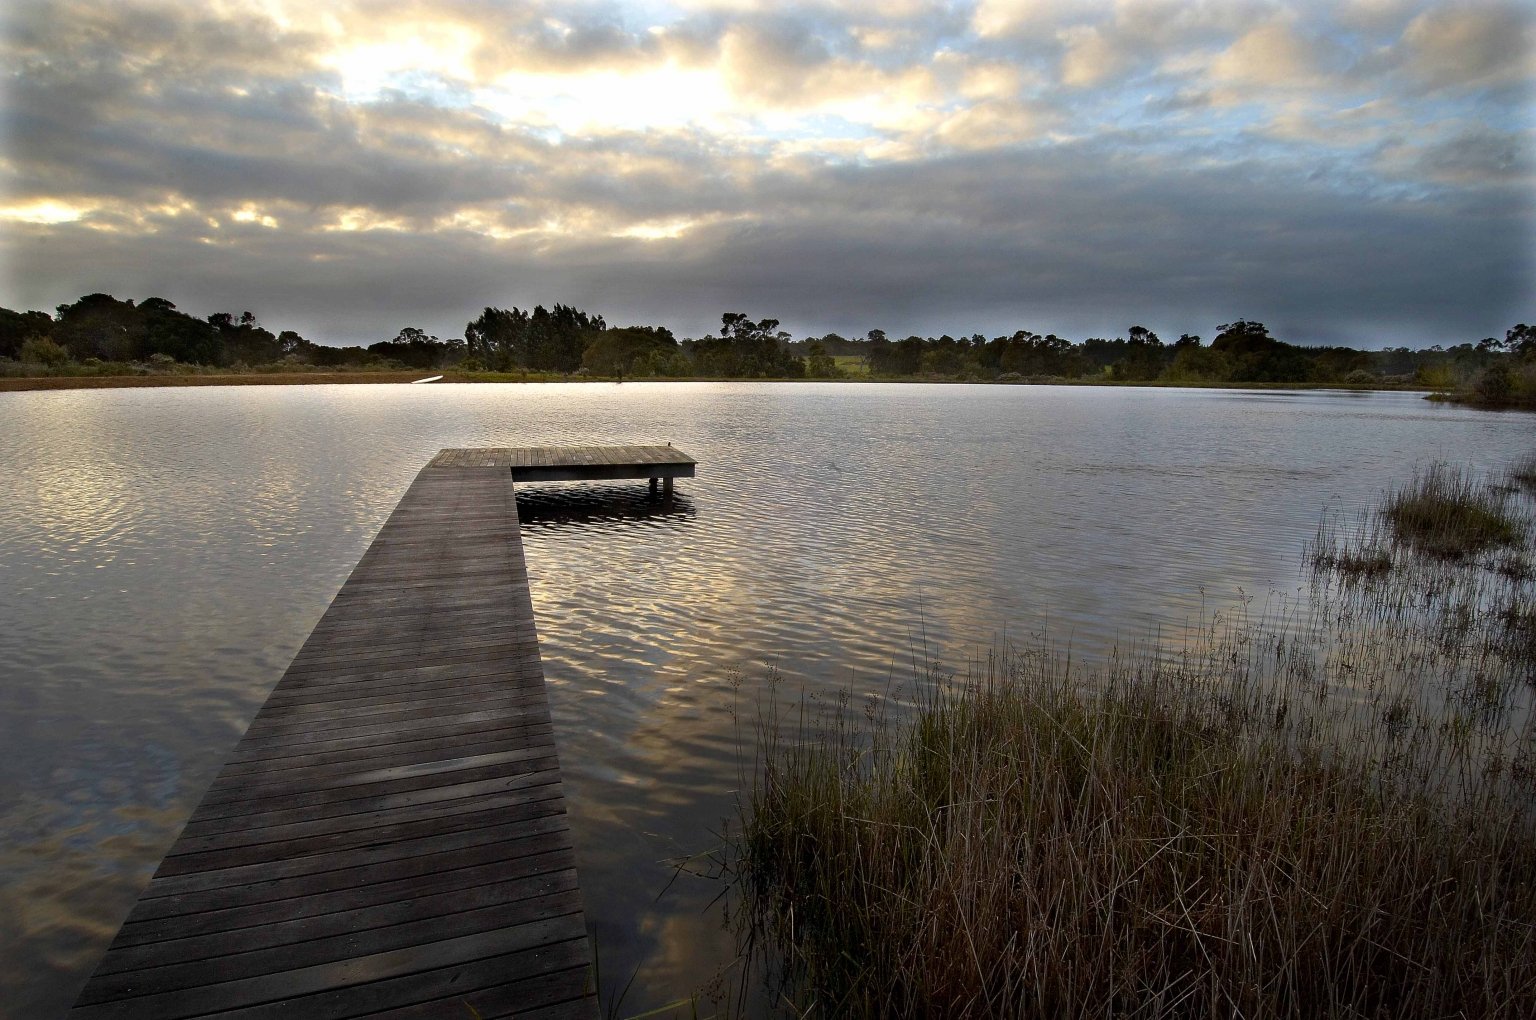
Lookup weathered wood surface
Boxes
[430,445,695,483]
[72,461,598,1019]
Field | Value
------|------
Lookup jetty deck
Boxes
[72,446,693,1019]
[431,445,696,491]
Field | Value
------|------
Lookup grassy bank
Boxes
[734,461,1536,1018]
[0,368,1436,394]
[0,370,443,391]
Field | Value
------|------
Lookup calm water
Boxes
[0,382,1530,1018]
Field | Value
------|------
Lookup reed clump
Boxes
[1309,543,1392,578]
[735,459,1536,1018]
[1382,462,1522,558]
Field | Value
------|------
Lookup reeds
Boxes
[1381,462,1522,558]
[732,460,1536,1018]
[1513,454,1536,495]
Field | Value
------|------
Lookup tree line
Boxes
[1,292,1530,392]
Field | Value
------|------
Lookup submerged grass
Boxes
[1513,454,1536,495]
[733,459,1536,1019]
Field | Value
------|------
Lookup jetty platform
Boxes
[71,446,694,1019]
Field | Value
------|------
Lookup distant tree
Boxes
[865,328,897,374]
[582,325,678,377]
[813,332,868,358]
[1308,346,1373,383]
[528,304,604,372]
[54,293,142,361]
[276,330,310,359]
[893,336,926,375]
[1502,323,1534,359]
[990,331,1078,377]
[210,310,281,365]
[1114,325,1166,381]
[693,313,803,377]
[465,304,605,372]
[1210,320,1273,355]
[0,306,54,359]
[1166,344,1232,382]
[1209,320,1309,382]
[308,344,376,368]
[1078,336,1125,375]
[139,297,222,364]
[923,334,966,376]
[465,307,523,370]
[803,339,839,378]
[369,327,451,369]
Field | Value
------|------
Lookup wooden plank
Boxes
[255,669,549,712]
[116,837,577,946]
[157,782,568,874]
[204,943,592,1020]
[224,714,556,767]
[189,746,562,820]
[73,454,601,1018]
[89,865,583,975]
[75,891,586,1003]
[172,765,565,848]
[214,723,557,779]
[72,916,589,1019]
[138,812,572,902]
[364,965,595,1020]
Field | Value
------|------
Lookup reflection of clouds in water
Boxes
[0,749,191,1017]
[1,383,1533,1018]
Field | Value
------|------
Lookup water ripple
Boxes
[0,383,1531,1017]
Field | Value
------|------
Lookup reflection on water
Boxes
[0,382,1531,1018]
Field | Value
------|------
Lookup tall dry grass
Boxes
[733,460,1536,1018]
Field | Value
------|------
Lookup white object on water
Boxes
[411,375,444,384]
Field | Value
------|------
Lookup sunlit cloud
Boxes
[230,204,281,228]
[472,65,735,135]
[615,216,703,240]
[0,0,1531,348]
[321,207,416,233]
[1210,21,1334,89]
[324,35,479,102]
[0,199,91,225]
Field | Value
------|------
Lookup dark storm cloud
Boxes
[1,0,1532,348]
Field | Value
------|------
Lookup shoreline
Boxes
[0,371,1439,395]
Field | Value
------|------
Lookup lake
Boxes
[1,382,1530,1018]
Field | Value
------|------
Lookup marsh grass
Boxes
[1382,463,1522,558]
[1513,454,1536,495]
[1308,542,1392,578]
[733,459,1536,1018]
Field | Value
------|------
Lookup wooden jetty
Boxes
[71,446,694,1019]
[431,445,696,496]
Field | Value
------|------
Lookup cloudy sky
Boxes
[1,0,1532,348]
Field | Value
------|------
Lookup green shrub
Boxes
[19,336,71,368]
